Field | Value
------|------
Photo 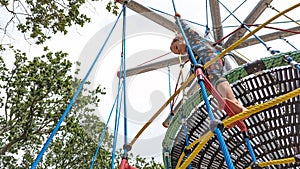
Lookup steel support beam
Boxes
[209,0,224,43]
[117,0,179,32]
[235,26,300,49]
[116,0,248,77]
[224,0,273,48]
[117,55,189,77]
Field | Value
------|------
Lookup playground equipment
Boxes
[30,0,300,168]
[163,51,300,168]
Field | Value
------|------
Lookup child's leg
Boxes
[217,81,247,128]
[216,81,241,109]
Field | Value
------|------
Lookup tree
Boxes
[0,0,164,168]
[0,48,90,167]
[0,0,119,45]
[0,49,164,168]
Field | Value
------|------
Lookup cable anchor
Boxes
[209,119,224,132]
[250,162,262,169]
[295,154,300,162]
[267,46,280,55]
[123,144,132,152]
[284,55,299,69]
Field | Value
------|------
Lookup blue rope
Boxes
[171,1,235,168]
[280,36,299,51]
[90,86,121,169]
[181,115,192,169]
[245,136,257,162]
[175,18,198,65]
[218,0,280,55]
[214,128,235,169]
[164,146,170,169]
[284,55,300,70]
[148,6,206,28]
[121,3,129,157]
[111,44,126,169]
[111,93,123,169]
[168,65,173,113]
[165,155,170,169]
[30,8,124,169]
[148,6,173,17]
[221,0,247,23]
[198,81,235,169]
[222,19,300,29]
[218,0,300,107]
[204,0,210,37]
[197,63,235,169]
[205,0,209,26]
[111,84,123,169]
[171,1,201,66]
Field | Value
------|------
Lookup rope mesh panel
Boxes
[163,51,300,169]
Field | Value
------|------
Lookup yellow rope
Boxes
[177,131,214,169]
[203,3,300,70]
[174,54,191,169]
[175,130,211,168]
[176,3,300,166]
[130,1,300,155]
[180,3,300,166]
[183,86,299,169]
[223,87,300,127]
[268,4,300,27]
[175,3,300,168]
[246,157,296,169]
[178,86,299,169]
[178,55,188,107]
[174,55,188,169]
[175,151,186,168]
[178,55,184,79]
[232,50,252,62]
[259,157,296,167]
[129,73,195,147]
[120,8,300,169]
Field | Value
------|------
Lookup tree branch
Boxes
[0,124,28,155]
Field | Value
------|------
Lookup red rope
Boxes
[119,158,137,169]
[201,73,247,132]
[247,24,300,34]
[213,24,300,46]
[170,70,182,113]
[213,26,243,46]
[170,60,190,113]
[137,52,172,66]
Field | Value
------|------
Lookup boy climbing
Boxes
[170,13,246,127]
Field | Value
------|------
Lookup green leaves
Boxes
[0,49,164,167]
[106,1,119,16]
[0,0,9,6]
[0,50,74,164]
[2,0,120,45]
[0,0,163,168]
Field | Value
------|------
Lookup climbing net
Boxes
[163,51,300,169]
[162,1,300,169]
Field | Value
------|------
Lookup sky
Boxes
[7,0,300,165]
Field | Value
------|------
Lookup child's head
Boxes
[170,35,187,55]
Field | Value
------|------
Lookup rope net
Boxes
[163,51,300,168]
